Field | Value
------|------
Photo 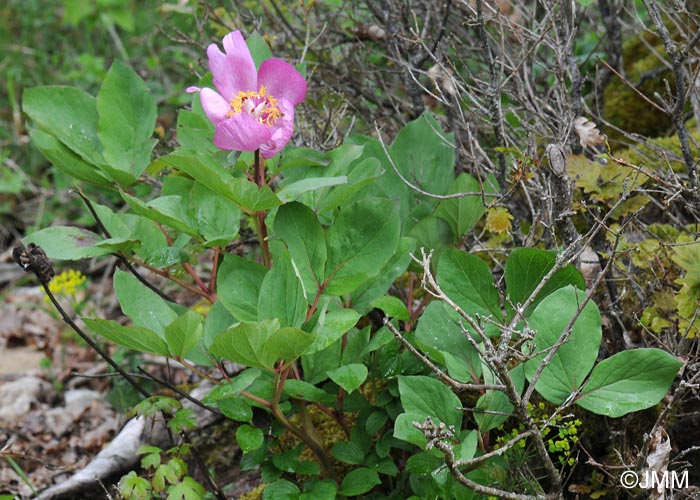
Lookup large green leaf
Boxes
[83,318,169,356]
[97,61,157,185]
[24,226,120,260]
[273,202,327,292]
[216,255,267,322]
[28,129,112,188]
[576,348,681,417]
[210,319,280,370]
[435,173,497,238]
[339,468,381,497]
[175,110,218,155]
[388,113,455,208]
[23,86,103,166]
[524,286,601,404]
[415,301,482,383]
[306,308,361,354]
[475,364,525,433]
[395,375,462,447]
[324,198,401,295]
[504,248,585,317]
[113,269,178,336]
[153,151,281,212]
[165,311,204,359]
[188,181,241,247]
[437,248,502,322]
[327,363,368,394]
[276,176,348,203]
[258,249,307,328]
[121,192,200,237]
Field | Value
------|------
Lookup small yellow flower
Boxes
[47,269,87,297]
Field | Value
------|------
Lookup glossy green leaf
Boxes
[415,301,482,383]
[189,181,241,247]
[332,441,365,465]
[577,348,681,417]
[299,480,337,500]
[306,308,361,354]
[263,480,300,500]
[97,61,157,185]
[165,311,204,358]
[370,296,409,321]
[153,151,281,212]
[121,192,199,237]
[217,255,267,322]
[23,86,103,165]
[83,318,169,356]
[209,319,280,370]
[395,376,462,447]
[339,468,381,496]
[327,363,368,394]
[325,198,401,295]
[282,379,334,403]
[274,202,327,293]
[275,146,330,173]
[258,248,307,328]
[437,248,502,321]
[175,110,218,155]
[266,327,315,363]
[524,286,601,404]
[236,424,264,452]
[28,129,112,188]
[24,226,113,260]
[434,173,495,238]
[113,269,178,336]
[276,176,347,203]
[505,248,585,317]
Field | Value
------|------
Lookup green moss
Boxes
[603,32,674,141]
[616,128,700,173]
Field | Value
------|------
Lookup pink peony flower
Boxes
[187,31,307,159]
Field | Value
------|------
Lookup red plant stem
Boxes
[306,281,327,322]
[209,246,221,294]
[254,150,271,269]
[241,390,272,408]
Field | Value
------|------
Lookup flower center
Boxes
[227,85,282,126]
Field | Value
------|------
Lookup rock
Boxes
[0,376,50,423]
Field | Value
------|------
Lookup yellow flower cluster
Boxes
[47,269,87,296]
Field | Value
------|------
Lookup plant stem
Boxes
[254,149,271,269]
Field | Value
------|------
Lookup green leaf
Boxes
[332,441,365,465]
[258,249,307,328]
[263,480,300,500]
[395,376,462,447]
[299,480,337,500]
[325,198,401,295]
[113,269,178,336]
[24,226,113,260]
[28,129,112,188]
[350,237,415,314]
[217,255,267,322]
[282,379,334,403]
[475,364,525,433]
[166,476,205,500]
[203,368,262,402]
[409,215,453,252]
[23,86,103,166]
[276,146,331,173]
[97,61,157,186]
[576,348,681,417]
[316,158,384,214]
[209,319,280,370]
[154,151,281,212]
[388,114,455,206]
[236,424,265,452]
[505,248,585,316]
[266,327,315,363]
[246,33,274,68]
[415,301,482,383]
[121,192,200,237]
[339,468,381,496]
[306,308,361,354]
[189,181,241,246]
[83,318,169,356]
[524,286,601,404]
[165,311,204,358]
[274,202,327,293]
[276,176,348,203]
[175,110,218,155]
[437,248,502,321]
[327,364,368,394]
[435,173,496,238]
[370,296,409,321]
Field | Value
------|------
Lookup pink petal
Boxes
[186,86,201,93]
[207,31,257,101]
[259,99,295,158]
[214,113,271,152]
[258,59,307,106]
[199,88,230,125]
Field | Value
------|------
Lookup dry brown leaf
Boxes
[573,116,606,148]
